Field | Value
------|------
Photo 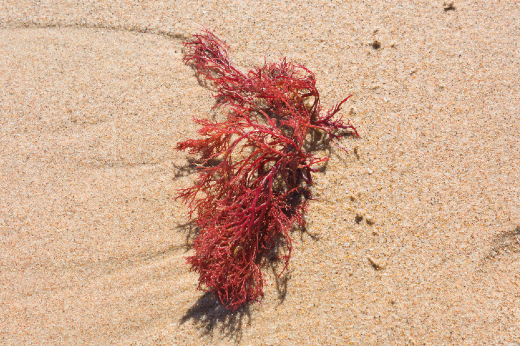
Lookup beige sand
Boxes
[1,1,519,345]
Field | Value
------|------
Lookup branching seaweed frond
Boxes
[177,30,359,311]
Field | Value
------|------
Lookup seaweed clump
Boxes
[177,30,358,310]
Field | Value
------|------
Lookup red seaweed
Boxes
[176,30,359,311]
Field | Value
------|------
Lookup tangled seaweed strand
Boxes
[177,30,359,311]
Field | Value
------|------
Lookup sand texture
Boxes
[1,1,519,345]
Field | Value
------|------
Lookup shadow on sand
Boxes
[180,292,252,343]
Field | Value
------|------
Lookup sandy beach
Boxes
[1,1,519,344]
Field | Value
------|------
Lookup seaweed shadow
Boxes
[180,292,252,343]
[175,220,198,252]
[268,261,291,304]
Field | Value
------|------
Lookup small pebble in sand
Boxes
[370,40,381,49]
[367,256,384,270]
[353,146,361,159]
[355,209,366,223]
[366,214,375,225]
[443,2,456,11]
